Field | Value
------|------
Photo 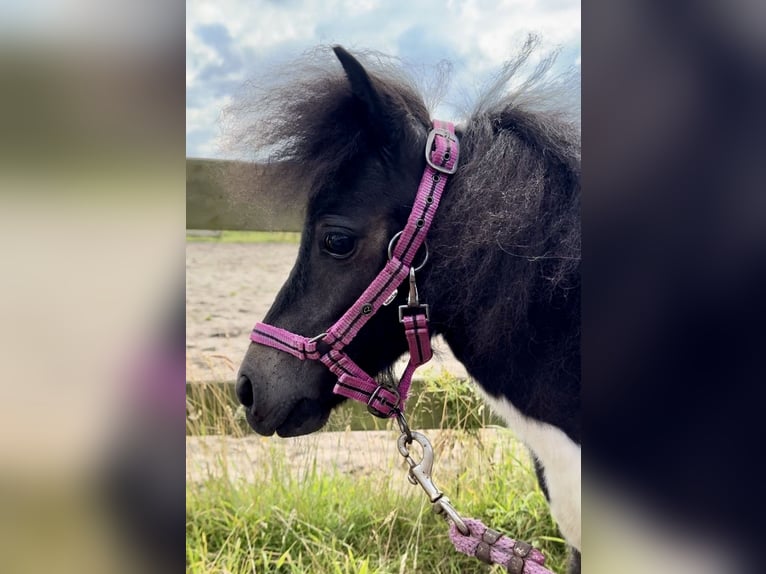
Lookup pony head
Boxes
[236,47,433,436]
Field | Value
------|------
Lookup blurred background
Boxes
[0,1,184,572]
[583,1,765,573]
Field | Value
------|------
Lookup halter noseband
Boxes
[250,120,459,417]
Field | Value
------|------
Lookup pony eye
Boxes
[323,233,356,258]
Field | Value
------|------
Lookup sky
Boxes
[186,0,580,159]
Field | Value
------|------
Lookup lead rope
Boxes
[393,412,556,573]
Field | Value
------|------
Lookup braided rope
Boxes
[448,518,555,573]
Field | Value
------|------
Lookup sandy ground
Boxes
[185,241,467,383]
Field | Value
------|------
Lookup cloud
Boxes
[186,0,580,158]
[397,24,465,68]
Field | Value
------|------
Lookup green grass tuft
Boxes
[186,445,567,573]
[186,230,301,243]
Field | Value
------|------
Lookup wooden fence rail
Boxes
[186,158,304,231]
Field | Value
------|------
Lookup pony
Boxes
[233,41,580,572]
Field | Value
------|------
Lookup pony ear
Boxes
[333,45,396,148]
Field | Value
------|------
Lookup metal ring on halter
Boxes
[387,230,429,271]
[307,332,327,343]
[367,384,400,418]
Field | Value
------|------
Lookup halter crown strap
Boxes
[250,121,459,416]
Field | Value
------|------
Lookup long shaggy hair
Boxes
[223,47,429,199]
[433,42,580,360]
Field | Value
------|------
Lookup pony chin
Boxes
[275,397,332,437]
[245,396,332,437]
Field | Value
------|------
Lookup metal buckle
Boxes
[425,128,458,174]
[398,304,430,322]
[398,266,430,322]
[366,384,399,418]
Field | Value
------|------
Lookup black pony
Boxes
[234,42,580,572]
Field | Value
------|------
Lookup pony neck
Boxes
[423,164,580,444]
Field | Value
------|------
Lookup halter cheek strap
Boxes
[250,120,459,417]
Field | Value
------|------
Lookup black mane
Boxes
[434,78,580,360]
[224,48,431,196]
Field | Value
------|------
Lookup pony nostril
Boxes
[236,374,254,407]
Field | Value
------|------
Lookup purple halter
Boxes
[250,120,459,417]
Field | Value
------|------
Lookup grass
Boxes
[185,372,506,437]
[186,230,301,244]
[186,374,569,573]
